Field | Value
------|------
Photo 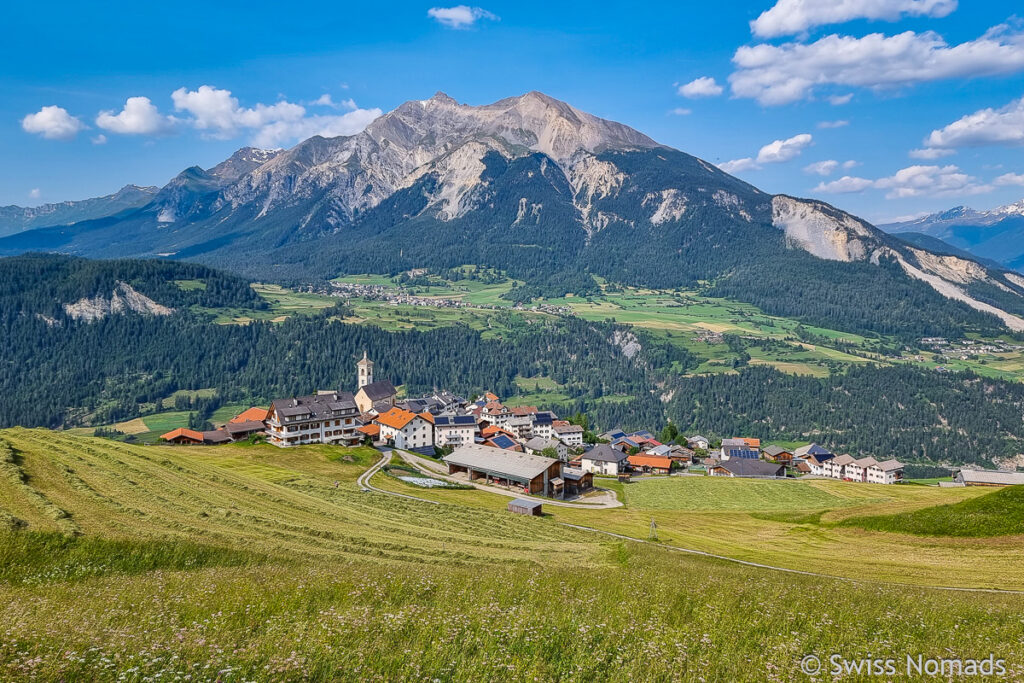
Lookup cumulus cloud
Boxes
[751,0,958,38]
[720,133,813,173]
[91,134,107,145]
[427,5,498,29]
[805,160,840,176]
[96,97,176,135]
[21,105,86,140]
[828,93,854,105]
[730,26,1024,105]
[909,147,955,159]
[28,188,41,199]
[817,119,849,129]
[923,95,1024,150]
[677,77,724,98]
[171,85,381,146]
[814,164,992,198]
[994,173,1024,187]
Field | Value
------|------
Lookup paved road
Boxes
[357,448,439,505]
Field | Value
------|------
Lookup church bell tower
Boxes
[357,351,374,389]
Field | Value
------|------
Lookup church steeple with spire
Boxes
[357,351,374,389]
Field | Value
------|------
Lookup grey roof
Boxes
[271,391,358,421]
[445,444,559,481]
[715,459,785,477]
[554,424,583,434]
[955,468,1024,485]
[794,443,832,458]
[359,380,397,401]
[562,467,589,481]
[872,459,904,472]
[509,498,543,510]
[648,444,672,456]
[687,435,708,443]
[524,436,549,452]
[850,457,878,468]
[225,420,265,436]
[721,438,748,447]
[830,454,856,467]
[763,445,791,457]
[582,443,629,464]
[202,429,231,444]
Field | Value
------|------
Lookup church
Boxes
[353,351,398,413]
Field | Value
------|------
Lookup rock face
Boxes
[63,282,174,322]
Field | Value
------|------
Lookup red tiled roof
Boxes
[357,424,380,437]
[628,454,673,469]
[419,411,435,424]
[161,428,203,442]
[230,407,269,424]
[375,407,420,430]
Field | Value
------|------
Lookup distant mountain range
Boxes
[881,201,1024,273]
[4,91,1024,337]
[0,184,157,238]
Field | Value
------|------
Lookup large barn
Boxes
[443,444,563,496]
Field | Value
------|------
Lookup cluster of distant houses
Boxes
[156,351,1024,498]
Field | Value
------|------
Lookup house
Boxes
[553,423,585,447]
[667,445,696,464]
[480,401,512,427]
[230,406,269,424]
[433,415,477,448]
[354,380,398,413]
[866,459,905,484]
[762,445,793,464]
[531,411,556,440]
[374,407,434,451]
[524,436,568,461]
[824,454,856,480]
[686,435,710,451]
[845,457,878,483]
[627,453,674,474]
[601,429,627,442]
[953,468,1024,486]
[802,454,833,476]
[709,459,785,479]
[201,429,232,445]
[741,437,761,449]
[793,461,812,475]
[508,498,543,516]
[160,428,204,445]
[224,420,265,441]
[444,444,563,496]
[580,443,630,476]
[357,423,380,440]
[793,443,833,461]
[562,467,594,495]
[265,391,360,447]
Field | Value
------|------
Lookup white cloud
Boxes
[28,188,41,199]
[171,85,381,146]
[720,133,813,173]
[909,147,955,159]
[730,26,1024,105]
[751,0,958,39]
[719,157,759,173]
[828,93,854,105]
[96,97,176,135]
[814,164,992,198]
[756,133,813,163]
[923,95,1024,149]
[804,160,839,175]
[91,134,107,145]
[309,94,358,110]
[677,77,724,98]
[994,173,1024,187]
[427,5,498,29]
[817,119,849,129]
[669,107,692,116]
[21,105,86,140]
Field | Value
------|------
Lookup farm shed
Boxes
[508,498,543,516]
[954,469,1024,486]
[160,428,204,445]
[444,444,563,496]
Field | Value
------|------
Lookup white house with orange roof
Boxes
[374,407,434,450]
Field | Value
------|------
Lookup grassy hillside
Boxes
[3,429,1024,680]
[839,485,1024,537]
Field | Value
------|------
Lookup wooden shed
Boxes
[508,498,543,516]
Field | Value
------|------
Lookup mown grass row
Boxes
[839,485,1024,537]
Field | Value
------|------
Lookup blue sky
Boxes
[5,0,1024,223]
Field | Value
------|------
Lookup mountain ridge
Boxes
[4,91,1024,337]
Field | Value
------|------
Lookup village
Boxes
[158,352,1024,509]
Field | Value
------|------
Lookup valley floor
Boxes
[2,429,1024,681]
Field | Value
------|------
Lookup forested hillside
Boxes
[0,254,264,317]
